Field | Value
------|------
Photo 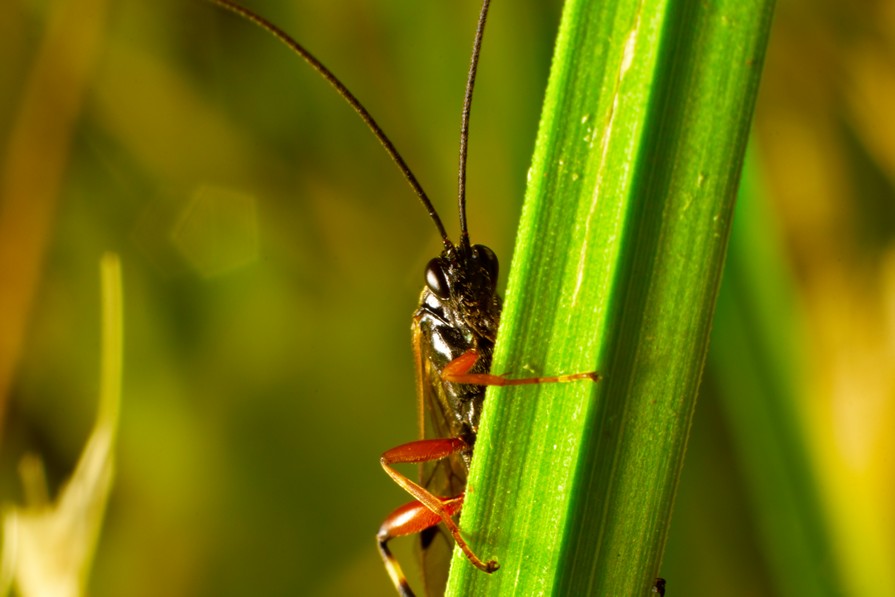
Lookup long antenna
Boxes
[457,0,492,249]
[207,0,452,247]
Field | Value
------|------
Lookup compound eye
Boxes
[473,244,499,285]
[425,258,451,300]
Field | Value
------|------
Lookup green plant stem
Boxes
[446,0,775,594]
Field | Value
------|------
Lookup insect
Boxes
[207,1,599,594]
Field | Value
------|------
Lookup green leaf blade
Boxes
[447,0,775,595]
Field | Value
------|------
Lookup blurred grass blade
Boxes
[447,0,775,594]
[0,0,110,433]
[0,254,122,597]
[708,153,845,595]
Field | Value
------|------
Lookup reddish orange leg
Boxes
[378,438,497,596]
[378,353,598,595]
[442,348,602,387]
[377,495,464,597]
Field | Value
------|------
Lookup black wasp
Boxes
[206,1,599,594]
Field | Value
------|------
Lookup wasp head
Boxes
[424,242,501,342]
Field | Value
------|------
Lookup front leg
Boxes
[441,348,601,386]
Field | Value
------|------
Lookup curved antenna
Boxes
[208,0,452,247]
[457,0,492,249]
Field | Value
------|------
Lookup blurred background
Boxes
[0,0,891,595]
